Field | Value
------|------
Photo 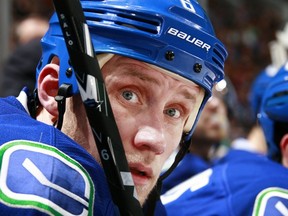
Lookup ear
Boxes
[37,59,60,117]
[280,134,288,151]
[280,134,288,167]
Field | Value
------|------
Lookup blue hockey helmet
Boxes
[249,64,278,120]
[258,62,288,161]
[36,0,227,138]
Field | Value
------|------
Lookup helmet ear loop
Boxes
[54,83,72,130]
[28,88,40,119]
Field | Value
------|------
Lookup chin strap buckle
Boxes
[54,84,72,130]
[27,88,39,119]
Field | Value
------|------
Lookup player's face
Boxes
[193,91,229,142]
[102,55,204,205]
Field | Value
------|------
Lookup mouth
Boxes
[129,164,152,185]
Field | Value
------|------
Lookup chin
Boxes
[135,183,155,206]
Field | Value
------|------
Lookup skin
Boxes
[194,92,229,141]
[247,125,267,154]
[36,55,204,205]
[15,16,49,45]
[189,89,229,161]
[281,134,288,168]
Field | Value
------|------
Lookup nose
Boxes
[206,96,221,111]
[134,125,166,155]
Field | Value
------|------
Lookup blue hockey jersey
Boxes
[161,149,288,216]
[0,95,117,215]
[161,153,210,194]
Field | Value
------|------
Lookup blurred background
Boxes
[207,0,288,105]
[0,0,54,64]
[206,0,288,137]
[0,0,287,137]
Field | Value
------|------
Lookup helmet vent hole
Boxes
[83,8,161,34]
[212,45,227,71]
[212,57,222,70]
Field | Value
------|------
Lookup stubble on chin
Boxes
[125,154,159,206]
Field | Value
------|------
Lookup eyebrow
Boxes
[120,65,200,100]
[180,88,199,100]
[121,68,161,86]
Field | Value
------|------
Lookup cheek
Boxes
[110,94,184,154]
[163,128,183,156]
[111,102,136,144]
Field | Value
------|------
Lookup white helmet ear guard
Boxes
[183,88,205,134]
[97,54,115,69]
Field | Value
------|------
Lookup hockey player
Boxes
[0,0,227,215]
[258,63,288,165]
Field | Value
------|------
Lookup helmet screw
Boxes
[165,51,175,61]
[193,63,202,73]
[66,67,73,78]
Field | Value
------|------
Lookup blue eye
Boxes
[165,108,180,118]
[122,90,134,100]
[122,90,139,103]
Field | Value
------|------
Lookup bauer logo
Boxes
[167,27,211,52]
[180,0,196,13]
[0,140,95,216]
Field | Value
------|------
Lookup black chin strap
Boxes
[54,84,72,130]
[145,134,190,215]
[27,84,72,131]
[28,88,39,119]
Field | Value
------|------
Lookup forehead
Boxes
[103,55,201,91]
